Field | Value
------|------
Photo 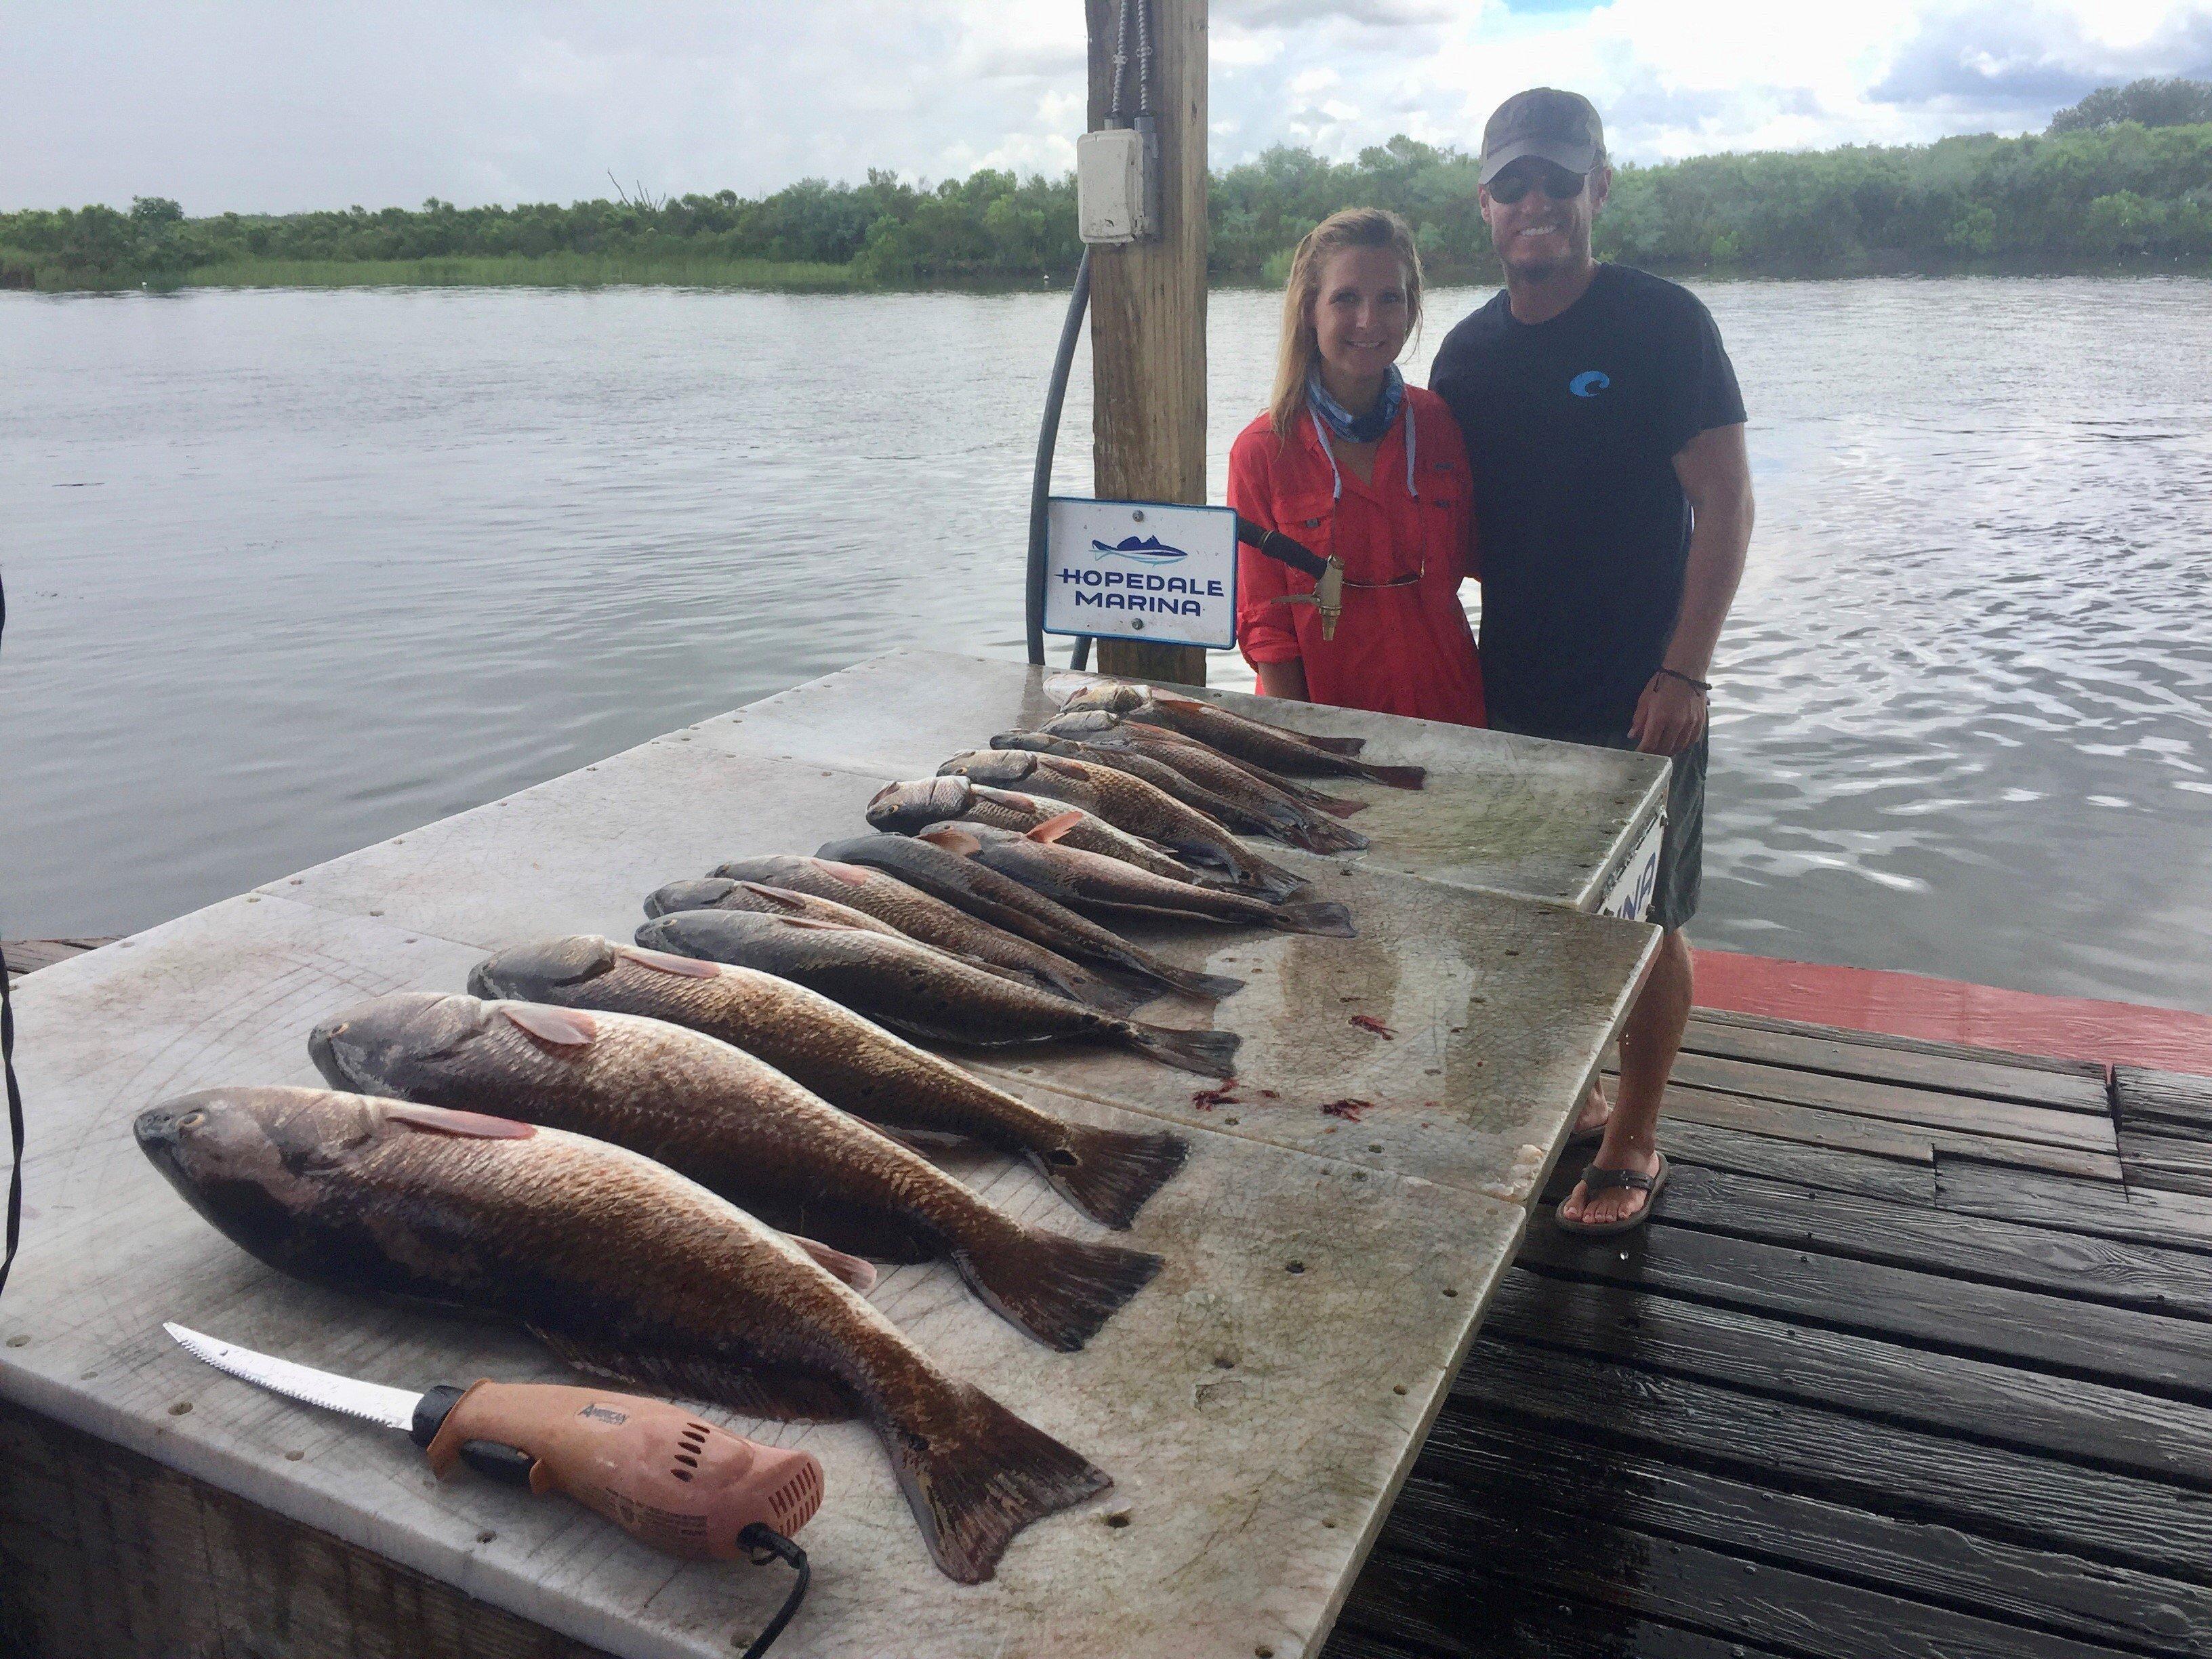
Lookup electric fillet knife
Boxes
[163,1322,823,1560]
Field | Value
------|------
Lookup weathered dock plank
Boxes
[1485,1267,2212,1484]
[1446,1336,2212,1584]
[1,936,115,979]
[1657,1049,2120,1150]
[1401,1418,2212,1657]
[1938,1158,2212,1253]
[1612,1160,2212,1319]
[1685,1006,2109,1085]
[1515,1212,2212,1399]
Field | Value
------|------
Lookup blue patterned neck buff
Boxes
[1307,364,1404,444]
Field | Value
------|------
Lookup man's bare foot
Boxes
[1572,1082,1612,1139]
[1558,1141,1663,1229]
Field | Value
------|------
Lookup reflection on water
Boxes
[3,278,2208,1012]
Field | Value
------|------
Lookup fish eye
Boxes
[178,1111,205,1130]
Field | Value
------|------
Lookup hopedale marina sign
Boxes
[1044,498,1240,650]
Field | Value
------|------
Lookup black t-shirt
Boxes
[1430,264,1744,737]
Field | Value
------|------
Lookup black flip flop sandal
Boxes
[1555,1154,1668,1236]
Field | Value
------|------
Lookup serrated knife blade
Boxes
[165,1322,422,1434]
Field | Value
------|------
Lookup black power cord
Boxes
[1025,244,1093,670]
[735,1524,810,1659]
[0,568,21,1303]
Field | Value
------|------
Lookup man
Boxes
[1431,87,1754,1233]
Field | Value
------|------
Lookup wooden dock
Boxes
[2,938,114,981]
[1327,1008,2212,1659]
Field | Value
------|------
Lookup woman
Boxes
[1229,208,1483,726]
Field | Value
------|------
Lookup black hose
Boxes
[0,570,20,1303]
[1025,245,1093,668]
[736,1524,810,1659]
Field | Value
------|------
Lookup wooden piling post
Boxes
[1086,0,1208,689]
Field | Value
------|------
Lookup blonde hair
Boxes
[1267,207,1425,442]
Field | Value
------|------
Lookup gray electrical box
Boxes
[1076,126,1159,244]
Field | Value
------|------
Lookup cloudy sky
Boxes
[3,0,2208,213]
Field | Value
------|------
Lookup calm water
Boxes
[4,278,2210,1013]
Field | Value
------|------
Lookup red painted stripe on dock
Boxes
[1692,947,2212,1076]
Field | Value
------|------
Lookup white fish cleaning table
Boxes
[0,653,1656,1659]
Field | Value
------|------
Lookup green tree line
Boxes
[6,81,2209,291]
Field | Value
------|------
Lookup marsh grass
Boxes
[176,253,859,292]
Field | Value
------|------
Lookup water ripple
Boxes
[3,277,2209,1013]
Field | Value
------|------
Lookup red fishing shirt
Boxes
[1228,386,1486,727]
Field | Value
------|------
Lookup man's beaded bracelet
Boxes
[1658,667,1712,694]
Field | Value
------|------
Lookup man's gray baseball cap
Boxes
[1479,88,1606,186]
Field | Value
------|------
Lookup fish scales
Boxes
[1038,710,1374,827]
[634,908,1239,1078]
[917,825,1355,939]
[134,1086,1109,1582]
[310,991,1164,1349]
[468,937,1187,1227]
[989,731,1282,834]
[813,834,1244,1003]
[1054,679,1425,789]
[659,859,1143,1015]
[938,751,1311,899]
[869,777,1205,884]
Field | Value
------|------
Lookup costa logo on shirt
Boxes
[1569,370,1611,398]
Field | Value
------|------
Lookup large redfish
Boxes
[636,908,1240,1078]
[135,1086,1110,1582]
[468,935,1187,1228]
[1052,678,1427,789]
[309,992,1162,1351]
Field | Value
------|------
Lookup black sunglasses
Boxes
[1487,163,1587,204]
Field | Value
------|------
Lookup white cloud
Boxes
[0,0,2206,213]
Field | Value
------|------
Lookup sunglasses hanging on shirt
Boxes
[1486,161,1589,204]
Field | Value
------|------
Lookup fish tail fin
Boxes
[1036,1124,1190,1228]
[1242,855,1311,901]
[955,1222,1164,1351]
[1275,814,1369,854]
[1265,899,1357,939]
[888,1382,1111,1582]
[1036,962,1150,1017]
[1123,1021,1242,1078]
[1313,796,1371,819]
[1137,958,1245,1001]
[1357,762,1427,790]
[1304,734,1368,755]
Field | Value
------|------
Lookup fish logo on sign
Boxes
[1091,535,1191,566]
[1570,370,1611,398]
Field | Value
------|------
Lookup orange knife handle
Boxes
[424,1381,823,1561]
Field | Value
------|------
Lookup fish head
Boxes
[1057,683,1145,715]
[989,730,1073,756]
[1042,710,1124,739]
[705,854,811,886]
[309,991,493,1096]
[636,906,775,962]
[937,750,1033,787]
[469,935,622,1002]
[865,777,974,834]
[136,1084,388,1241]
[641,878,743,919]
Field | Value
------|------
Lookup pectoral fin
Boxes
[1028,811,1088,845]
[497,1003,598,1047]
